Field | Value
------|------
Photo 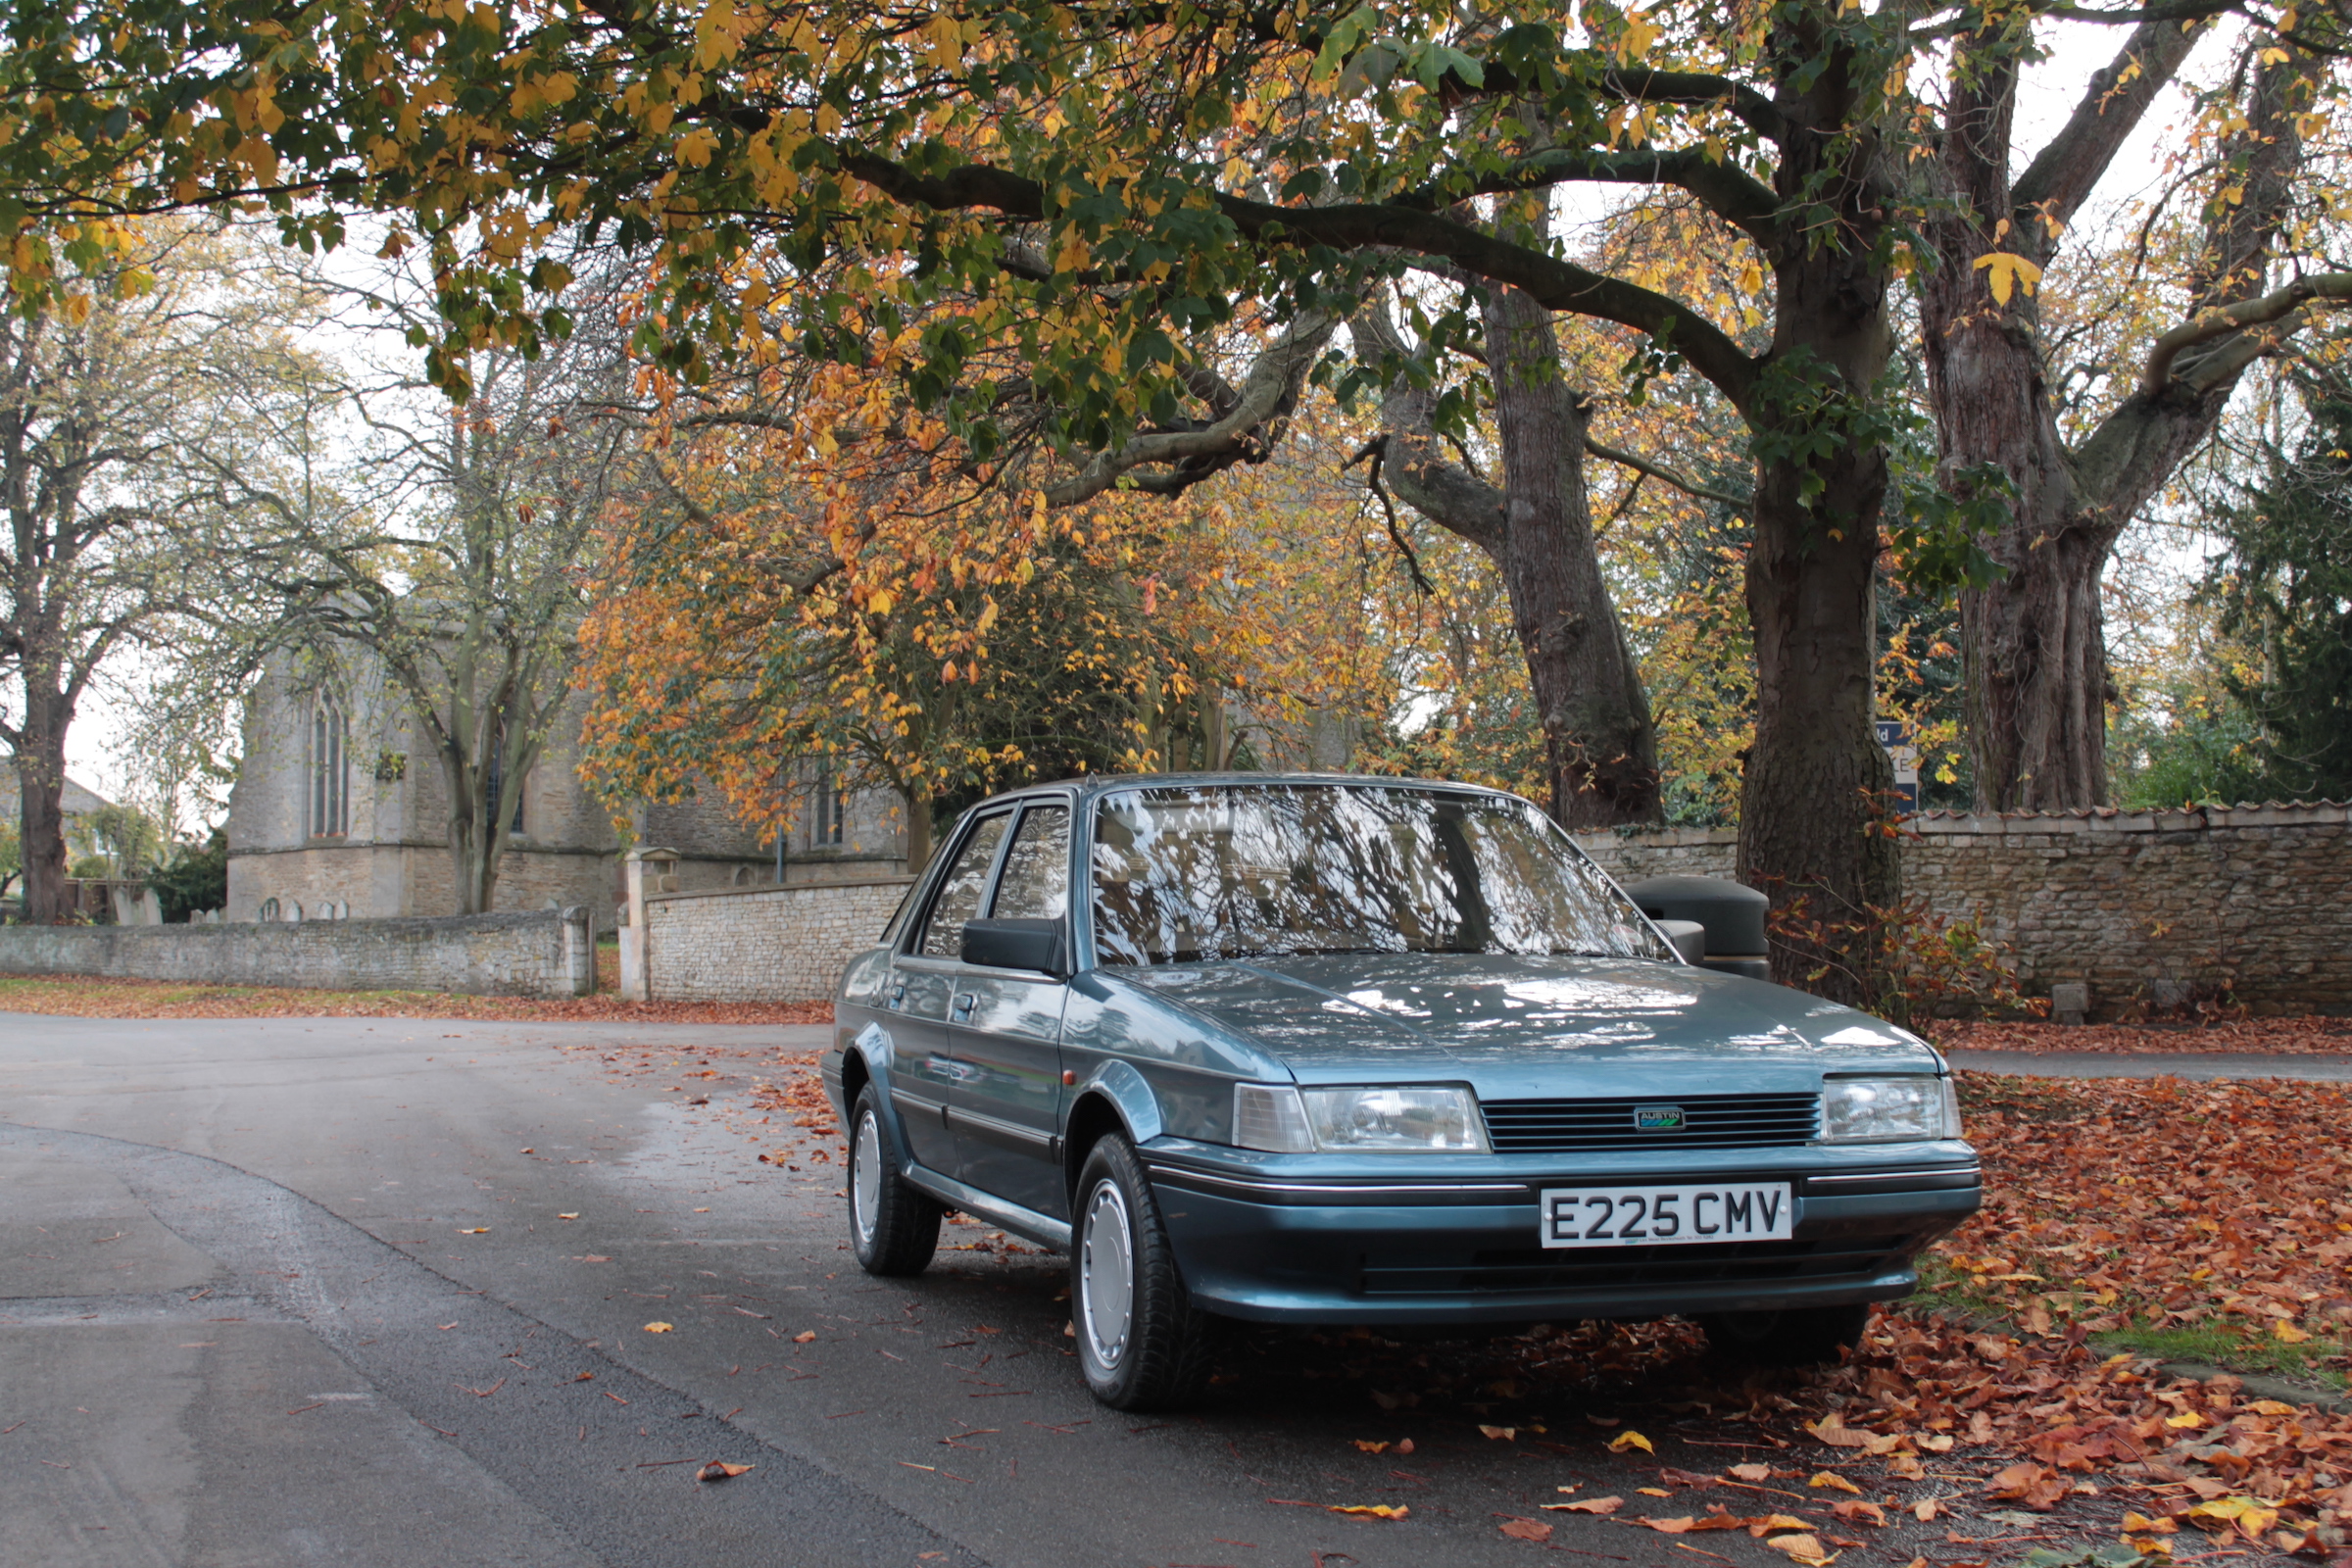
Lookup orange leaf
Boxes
[1498,1517,1552,1543]
[1329,1503,1408,1520]
[1808,1472,1862,1494]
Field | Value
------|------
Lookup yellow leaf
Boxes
[643,1321,674,1333]
[1478,1424,1517,1441]
[1972,251,2044,307]
[1329,1503,1408,1519]
[1351,1440,1390,1453]
[1606,1430,1653,1454]
[1738,260,1764,295]
[1809,1471,1863,1494]
[1763,1534,1837,1566]
[2164,1411,2204,1429]
[2273,1321,2310,1343]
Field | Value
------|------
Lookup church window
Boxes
[810,767,845,849]
[309,698,349,838]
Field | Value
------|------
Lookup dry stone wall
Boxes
[0,907,596,998]
[1574,804,2352,1016]
[641,878,914,1003]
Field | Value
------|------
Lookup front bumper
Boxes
[1145,1145,1980,1325]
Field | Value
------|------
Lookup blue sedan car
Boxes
[820,775,1980,1410]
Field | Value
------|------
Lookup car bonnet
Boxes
[1113,953,1941,1088]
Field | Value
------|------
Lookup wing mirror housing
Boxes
[960,917,1068,977]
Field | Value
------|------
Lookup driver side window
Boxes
[919,813,1010,957]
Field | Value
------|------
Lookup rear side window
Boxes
[919,813,1010,957]
[990,805,1070,920]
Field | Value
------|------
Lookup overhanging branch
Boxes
[837,152,1762,413]
[2140,272,2352,397]
[1583,436,1752,510]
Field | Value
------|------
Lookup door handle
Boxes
[951,991,976,1018]
[887,984,906,1008]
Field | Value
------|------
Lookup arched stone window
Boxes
[309,697,349,839]
[809,765,844,849]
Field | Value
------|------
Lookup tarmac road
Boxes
[8,1012,2252,1568]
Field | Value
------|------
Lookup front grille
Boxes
[1357,1234,1907,1297]
[1482,1092,1820,1152]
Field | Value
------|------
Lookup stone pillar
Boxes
[561,905,595,997]
[618,847,675,1002]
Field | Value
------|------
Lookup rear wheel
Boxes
[1071,1133,1212,1410]
[1699,1302,1870,1368]
[847,1084,942,1276]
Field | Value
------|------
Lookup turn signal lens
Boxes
[1232,1083,1314,1152]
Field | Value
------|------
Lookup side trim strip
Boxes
[952,1105,1055,1149]
[899,1163,1073,1252]
[1805,1165,1982,1189]
[891,1088,946,1117]
[1145,1163,1528,1200]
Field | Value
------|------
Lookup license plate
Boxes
[1537,1183,1793,1249]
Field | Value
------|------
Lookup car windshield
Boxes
[1089,783,1672,965]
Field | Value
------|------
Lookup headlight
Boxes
[1232,1083,1489,1152]
[1823,1076,1961,1142]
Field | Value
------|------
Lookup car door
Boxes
[946,800,1073,1217]
[886,809,1013,1179]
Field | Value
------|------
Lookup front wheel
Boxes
[1071,1133,1212,1411]
[847,1085,942,1276]
[1698,1302,1870,1368]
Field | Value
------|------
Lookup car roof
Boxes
[964,771,1531,813]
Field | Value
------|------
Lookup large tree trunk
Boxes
[15,683,73,923]
[1921,25,2303,808]
[446,774,498,915]
[1483,285,1662,829]
[1350,305,1661,832]
[1737,24,1901,1001]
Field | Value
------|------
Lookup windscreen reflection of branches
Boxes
[1090,784,1668,966]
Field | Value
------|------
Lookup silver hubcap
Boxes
[1078,1178,1135,1369]
[852,1108,883,1247]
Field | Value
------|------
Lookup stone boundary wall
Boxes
[639,878,914,1003]
[1576,804,2352,1016]
[0,907,596,998]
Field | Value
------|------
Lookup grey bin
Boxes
[1625,874,1772,981]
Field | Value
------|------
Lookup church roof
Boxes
[0,761,114,822]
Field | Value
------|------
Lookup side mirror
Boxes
[1654,917,1707,965]
[960,917,1067,976]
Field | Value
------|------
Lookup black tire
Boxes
[847,1084,942,1276]
[1699,1302,1871,1368]
[1070,1132,1213,1411]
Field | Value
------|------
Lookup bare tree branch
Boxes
[2142,271,2352,396]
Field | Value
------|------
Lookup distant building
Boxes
[0,761,114,830]
[224,652,911,923]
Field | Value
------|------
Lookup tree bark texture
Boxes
[1736,23,1901,1000]
[1482,283,1663,830]
[15,684,73,922]
[1351,308,1662,831]
[1923,25,2307,808]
